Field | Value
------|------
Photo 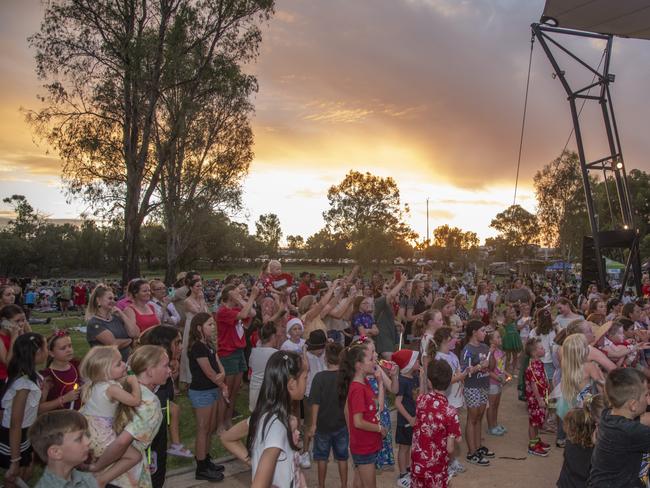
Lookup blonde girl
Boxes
[80,345,142,485]
[558,334,604,419]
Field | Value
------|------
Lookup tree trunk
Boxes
[121,188,142,284]
[164,227,180,286]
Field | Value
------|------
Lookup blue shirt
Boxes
[396,374,419,427]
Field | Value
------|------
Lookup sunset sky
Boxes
[2,0,650,244]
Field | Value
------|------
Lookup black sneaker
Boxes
[477,446,495,458]
[466,451,490,466]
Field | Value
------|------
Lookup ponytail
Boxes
[337,343,369,407]
[427,327,452,358]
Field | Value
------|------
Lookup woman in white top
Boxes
[554,297,583,330]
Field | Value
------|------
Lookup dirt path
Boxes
[165,379,563,487]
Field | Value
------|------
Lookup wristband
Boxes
[10,456,21,463]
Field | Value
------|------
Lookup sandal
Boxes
[167,443,194,458]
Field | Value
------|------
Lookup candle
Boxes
[70,383,78,409]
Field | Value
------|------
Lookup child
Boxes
[79,345,142,485]
[247,350,308,487]
[351,296,379,339]
[487,330,508,436]
[417,309,444,395]
[589,368,650,487]
[289,415,308,488]
[138,324,187,488]
[187,312,228,482]
[393,349,420,488]
[40,330,82,412]
[524,337,552,457]
[302,329,328,469]
[460,320,493,466]
[29,410,97,488]
[309,342,348,488]
[365,339,398,471]
[556,394,605,488]
[339,341,384,488]
[501,304,522,375]
[0,333,47,486]
[410,359,462,488]
[431,327,468,477]
[281,317,306,353]
[529,307,558,383]
[517,302,532,348]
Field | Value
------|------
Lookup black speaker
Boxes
[581,236,605,296]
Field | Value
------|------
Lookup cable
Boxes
[513,34,535,206]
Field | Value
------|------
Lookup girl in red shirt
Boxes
[40,330,82,411]
[339,342,385,488]
[215,284,258,431]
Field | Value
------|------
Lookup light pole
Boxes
[426,197,430,247]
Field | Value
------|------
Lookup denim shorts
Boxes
[312,426,349,461]
[351,450,378,467]
[188,388,219,408]
[221,349,247,375]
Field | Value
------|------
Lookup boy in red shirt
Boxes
[411,359,461,488]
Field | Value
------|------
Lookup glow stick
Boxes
[398,332,403,351]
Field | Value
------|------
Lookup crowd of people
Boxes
[1,262,650,488]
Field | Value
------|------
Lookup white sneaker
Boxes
[396,473,411,488]
[298,452,311,469]
[450,458,466,473]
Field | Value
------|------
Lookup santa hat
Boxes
[286,317,304,338]
[392,349,419,375]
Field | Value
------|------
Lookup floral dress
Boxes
[525,359,549,427]
[410,391,461,488]
[112,385,163,488]
[367,375,394,469]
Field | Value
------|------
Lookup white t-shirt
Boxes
[248,346,277,412]
[1,375,42,428]
[529,329,557,364]
[475,294,489,311]
[435,351,464,409]
[281,339,305,354]
[420,332,434,358]
[305,351,326,398]
[555,315,577,330]
[81,380,119,417]
[251,413,295,487]
[517,316,532,340]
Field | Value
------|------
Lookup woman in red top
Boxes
[339,341,385,488]
[123,279,160,334]
[0,304,30,392]
[73,281,87,311]
[214,284,258,430]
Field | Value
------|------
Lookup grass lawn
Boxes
[26,311,251,475]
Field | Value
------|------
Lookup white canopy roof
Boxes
[542,0,650,40]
